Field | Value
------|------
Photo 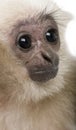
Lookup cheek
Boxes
[11,45,35,64]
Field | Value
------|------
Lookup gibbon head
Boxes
[0,0,71,103]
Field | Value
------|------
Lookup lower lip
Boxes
[29,67,58,82]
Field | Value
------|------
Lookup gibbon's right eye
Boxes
[17,33,32,50]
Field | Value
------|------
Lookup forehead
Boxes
[0,0,70,31]
[0,0,56,33]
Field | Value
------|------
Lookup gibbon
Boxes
[0,0,75,130]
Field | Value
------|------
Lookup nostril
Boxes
[41,53,52,64]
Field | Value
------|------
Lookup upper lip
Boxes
[30,66,58,74]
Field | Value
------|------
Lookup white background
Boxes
[55,0,76,56]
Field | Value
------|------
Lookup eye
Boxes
[45,29,58,44]
[17,33,32,50]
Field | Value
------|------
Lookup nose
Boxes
[41,50,59,67]
[41,52,52,64]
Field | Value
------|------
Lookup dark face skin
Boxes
[10,14,60,82]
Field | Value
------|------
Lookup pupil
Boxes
[46,29,58,43]
[18,35,31,49]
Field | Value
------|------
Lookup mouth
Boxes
[29,66,58,82]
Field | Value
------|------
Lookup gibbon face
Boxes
[11,14,60,82]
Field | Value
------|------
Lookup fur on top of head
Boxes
[0,0,72,28]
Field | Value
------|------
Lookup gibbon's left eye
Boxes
[45,29,58,44]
